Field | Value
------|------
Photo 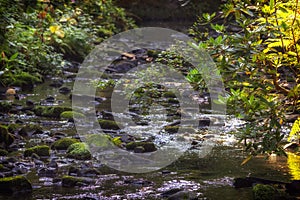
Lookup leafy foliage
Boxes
[289,117,300,142]
[0,0,135,87]
[189,0,300,155]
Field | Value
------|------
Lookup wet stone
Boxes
[38,167,57,178]
[49,79,63,88]
[59,87,71,94]
[62,175,94,187]
[134,146,145,153]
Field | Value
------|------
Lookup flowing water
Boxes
[0,79,299,200]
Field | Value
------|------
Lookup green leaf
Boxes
[9,53,18,61]
[240,8,254,17]
[269,0,274,10]
[278,6,288,13]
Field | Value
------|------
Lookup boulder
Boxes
[0,175,32,194]
[125,141,157,152]
[34,106,72,118]
[60,111,85,120]
[67,142,91,160]
[0,125,14,149]
[52,138,79,150]
[18,124,43,137]
[98,119,120,130]
[24,145,50,157]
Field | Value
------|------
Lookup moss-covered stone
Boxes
[0,149,8,156]
[60,111,85,120]
[85,134,113,149]
[18,124,43,137]
[34,106,72,118]
[253,184,277,200]
[162,91,177,98]
[0,125,14,148]
[0,175,32,194]
[24,145,50,157]
[125,141,157,152]
[98,119,120,130]
[62,175,94,187]
[7,123,21,133]
[52,138,79,150]
[67,142,91,160]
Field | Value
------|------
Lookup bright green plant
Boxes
[0,0,136,81]
[189,0,300,155]
[288,117,300,143]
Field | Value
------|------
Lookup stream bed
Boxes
[0,78,299,200]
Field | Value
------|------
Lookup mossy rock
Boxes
[7,123,21,133]
[52,138,79,150]
[67,142,91,160]
[125,141,157,152]
[253,184,277,200]
[0,125,14,148]
[162,91,177,98]
[164,125,179,134]
[0,149,8,156]
[85,134,113,149]
[98,119,120,130]
[24,145,50,157]
[18,124,43,137]
[0,175,32,194]
[0,102,12,113]
[34,106,72,118]
[62,175,94,187]
[60,111,85,120]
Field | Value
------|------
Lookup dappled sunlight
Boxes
[287,152,300,180]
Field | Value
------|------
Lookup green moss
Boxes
[0,125,14,148]
[163,91,177,98]
[24,145,50,157]
[18,124,43,136]
[52,138,79,150]
[7,123,21,133]
[86,134,112,147]
[98,119,119,130]
[0,175,32,194]
[0,149,8,156]
[112,137,122,147]
[60,111,85,120]
[34,106,72,118]
[125,141,157,152]
[253,184,277,200]
[67,142,91,160]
